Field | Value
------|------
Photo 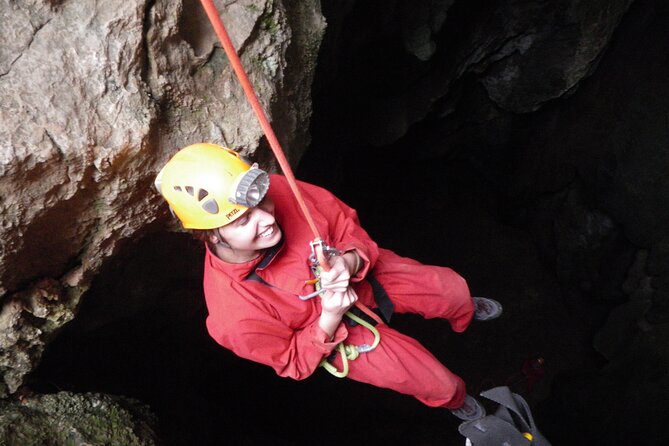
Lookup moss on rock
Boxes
[0,392,159,446]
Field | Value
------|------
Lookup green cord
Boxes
[319,310,381,378]
[310,264,382,378]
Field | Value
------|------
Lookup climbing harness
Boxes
[199,0,384,378]
[244,241,388,378]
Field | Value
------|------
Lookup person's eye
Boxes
[237,215,250,226]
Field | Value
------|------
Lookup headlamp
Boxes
[229,164,270,207]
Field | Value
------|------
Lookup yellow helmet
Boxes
[154,143,270,229]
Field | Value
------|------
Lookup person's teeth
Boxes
[259,226,274,238]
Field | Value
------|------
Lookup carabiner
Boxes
[298,288,326,301]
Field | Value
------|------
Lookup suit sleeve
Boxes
[205,281,349,380]
[308,185,380,282]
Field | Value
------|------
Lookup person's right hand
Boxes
[318,255,351,294]
[320,287,358,317]
[318,288,358,338]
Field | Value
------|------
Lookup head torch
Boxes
[228,163,270,207]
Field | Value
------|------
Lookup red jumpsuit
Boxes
[203,175,474,409]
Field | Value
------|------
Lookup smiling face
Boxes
[212,196,282,263]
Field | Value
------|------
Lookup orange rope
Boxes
[198,1,383,326]
[198,0,322,243]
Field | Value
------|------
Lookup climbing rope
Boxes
[198,1,383,377]
[198,0,322,243]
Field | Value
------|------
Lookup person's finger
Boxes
[344,288,358,306]
[320,266,348,282]
[321,277,349,287]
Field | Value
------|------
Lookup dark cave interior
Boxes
[31,0,669,445]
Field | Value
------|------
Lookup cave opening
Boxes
[30,0,669,445]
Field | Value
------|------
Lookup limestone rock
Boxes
[0,279,76,396]
[479,0,634,113]
[0,0,324,395]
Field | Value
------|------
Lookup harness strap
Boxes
[366,275,394,324]
[344,275,394,327]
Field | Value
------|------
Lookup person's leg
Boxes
[372,248,474,332]
[332,323,467,409]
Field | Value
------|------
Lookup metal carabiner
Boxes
[298,287,326,301]
[301,239,340,300]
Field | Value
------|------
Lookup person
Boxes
[154,143,503,421]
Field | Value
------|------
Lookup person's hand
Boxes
[320,287,358,317]
[318,288,358,338]
[318,255,352,293]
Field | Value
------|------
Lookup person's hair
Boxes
[191,228,231,248]
[191,229,213,243]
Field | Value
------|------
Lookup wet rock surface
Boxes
[0,391,159,446]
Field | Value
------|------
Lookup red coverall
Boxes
[203,174,474,409]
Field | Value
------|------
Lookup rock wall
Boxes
[0,0,325,397]
[313,0,633,148]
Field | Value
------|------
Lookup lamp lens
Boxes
[246,184,261,205]
[234,170,269,207]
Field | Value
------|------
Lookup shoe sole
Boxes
[473,297,503,321]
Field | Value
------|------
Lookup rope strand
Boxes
[198,2,384,331]
[198,0,322,241]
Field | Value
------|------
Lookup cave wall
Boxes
[306,0,669,443]
[309,0,646,320]
[312,0,669,327]
[0,0,325,397]
[312,0,633,145]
